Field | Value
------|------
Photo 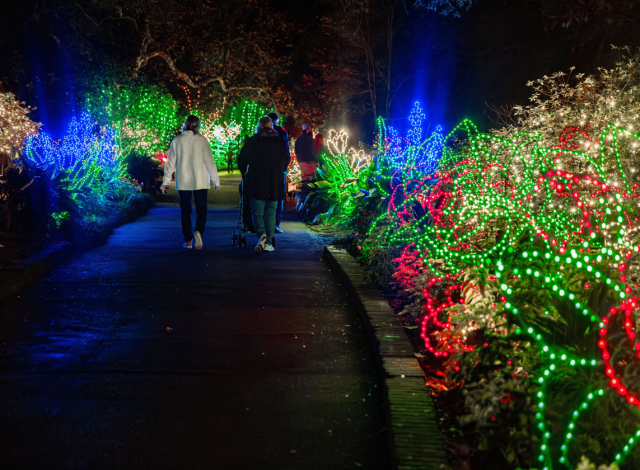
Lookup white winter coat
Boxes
[162,131,220,191]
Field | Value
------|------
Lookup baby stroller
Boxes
[232,174,275,248]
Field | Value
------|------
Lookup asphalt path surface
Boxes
[0,173,391,470]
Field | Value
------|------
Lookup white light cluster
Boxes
[0,92,41,156]
[326,129,372,174]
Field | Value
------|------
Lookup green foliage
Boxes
[85,82,181,157]
[304,54,640,470]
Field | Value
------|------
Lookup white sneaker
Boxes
[194,231,203,250]
[263,243,274,252]
[255,234,268,253]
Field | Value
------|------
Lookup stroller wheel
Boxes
[232,232,238,245]
[239,235,247,248]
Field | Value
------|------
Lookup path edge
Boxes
[0,242,74,302]
[324,245,447,470]
[0,196,153,304]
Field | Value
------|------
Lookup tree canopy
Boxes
[2,0,640,141]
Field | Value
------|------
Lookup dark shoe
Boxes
[274,226,283,233]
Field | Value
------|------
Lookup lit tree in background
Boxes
[85,83,181,157]
[0,93,40,156]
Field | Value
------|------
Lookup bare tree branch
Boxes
[135,29,279,111]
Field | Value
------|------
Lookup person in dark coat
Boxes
[227,148,234,173]
[268,112,289,233]
[237,116,290,253]
[294,123,318,181]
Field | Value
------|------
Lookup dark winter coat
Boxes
[238,128,291,201]
[294,131,317,163]
[273,125,290,159]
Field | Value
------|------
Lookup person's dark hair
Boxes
[267,112,279,125]
[183,115,201,134]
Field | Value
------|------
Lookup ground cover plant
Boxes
[308,48,640,470]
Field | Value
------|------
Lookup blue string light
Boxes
[385,102,444,175]
[26,113,118,173]
[407,101,426,145]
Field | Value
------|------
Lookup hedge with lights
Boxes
[24,112,146,234]
[308,50,640,469]
[364,116,640,469]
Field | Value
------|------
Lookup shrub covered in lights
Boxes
[310,50,640,470]
[386,102,445,175]
[25,112,148,238]
[295,128,380,224]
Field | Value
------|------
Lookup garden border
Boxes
[324,245,447,470]
[0,195,153,303]
[0,242,74,302]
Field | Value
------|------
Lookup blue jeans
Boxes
[250,198,277,241]
[251,198,278,243]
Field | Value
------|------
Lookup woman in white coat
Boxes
[161,115,220,250]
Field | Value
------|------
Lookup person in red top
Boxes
[294,123,318,181]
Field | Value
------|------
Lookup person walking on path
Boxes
[227,148,234,173]
[161,115,220,250]
[238,116,290,253]
[294,123,318,182]
[268,112,289,234]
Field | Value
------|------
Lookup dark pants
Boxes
[179,189,208,242]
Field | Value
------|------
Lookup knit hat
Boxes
[302,123,311,130]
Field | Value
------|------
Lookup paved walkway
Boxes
[0,174,391,469]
